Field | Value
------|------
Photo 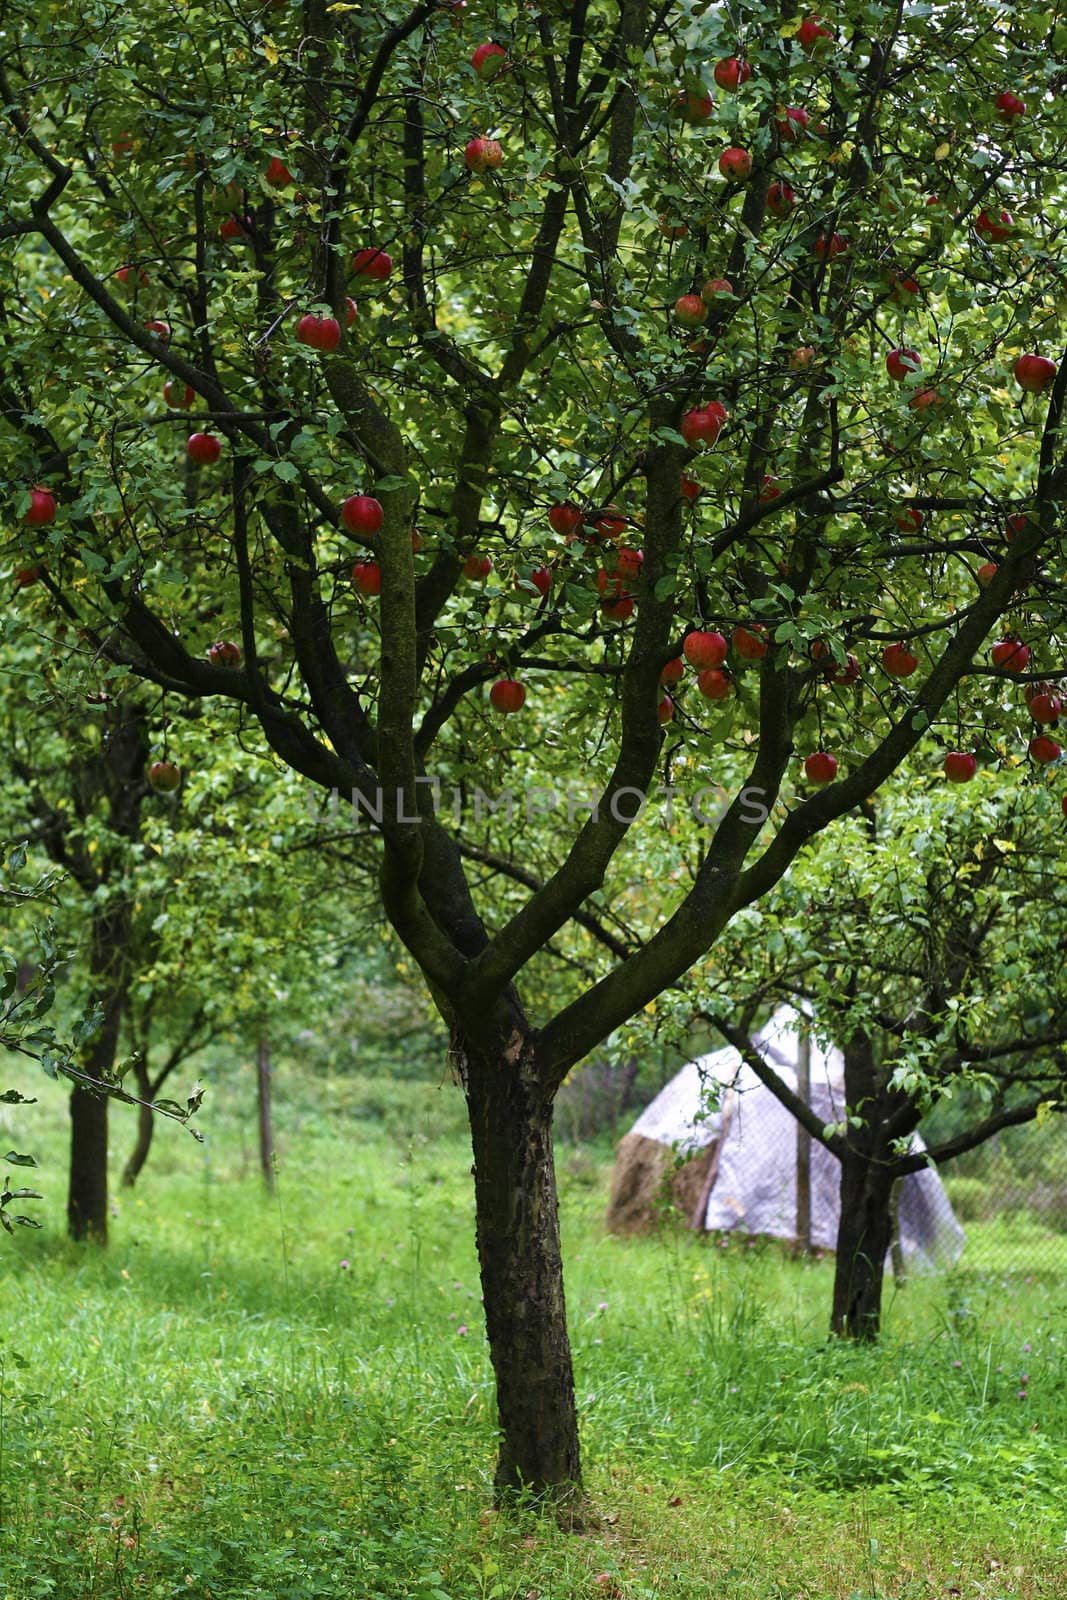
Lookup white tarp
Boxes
[629,1008,965,1269]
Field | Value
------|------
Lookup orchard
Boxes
[3,0,1067,1505]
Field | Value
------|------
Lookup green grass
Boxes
[1,1065,1066,1599]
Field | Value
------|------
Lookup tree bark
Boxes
[461,1029,582,1506]
[257,1038,275,1191]
[121,1062,155,1188]
[68,1083,110,1242]
[830,1150,896,1339]
[794,1026,812,1256]
[68,907,129,1242]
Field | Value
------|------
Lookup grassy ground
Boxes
[1,1066,1066,1599]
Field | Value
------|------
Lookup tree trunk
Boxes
[68,907,130,1242]
[121,1063,155,1188]
[68,1084,109,1242]
[794,1025,812,1256]
[257,1038,275,1191]
[830,1150,895,1340]
[461,1031,582,1506]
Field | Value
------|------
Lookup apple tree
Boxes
[697,774,1067,1338]
[3,0,1067,1496]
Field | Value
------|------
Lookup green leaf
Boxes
[4,1152,38,1168]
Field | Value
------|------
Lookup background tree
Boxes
[701,775,1067,1337]
[3,0,1067,1498]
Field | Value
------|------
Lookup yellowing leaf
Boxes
[992,837,1017,852]
[327,2,361,9]
[262,36,279,64]
[934,142,951,161]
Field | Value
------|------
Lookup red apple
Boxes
[944,751,977,783]
[1004,512,1028,540]
[657,694,675,724]
[975,208,1013,243]
[832,652,860,685]
[351,560,382,596]
[681,402,727,447]
[991,637,1031,672]
[148,760,181,792]
[352,248,393,280]
[1014,354,1057,393]
[886,347,921,381]
[207,639,241,668]
[681,475,702,502]
[697,667,732,700]
[346,297,358,326]
[490,678,526,713]
[601,592,635,622]
[22,486,56,526]
[616,547,644,581]
[341,495,384,536]
[657,215,689,240]
[713,57,751,90]
[766,182,797,218]
[164,379,196,409]
[684,629,728,668]
[996,91,1025,122]
[790,345,816,369]
[674,293,709,327]
[893,507,923,532]
[115,264,149,289]
[660,657,684,685]
[909,388,943,411]
[14,565,45,587]
[887,271,919,305]
[815,232,848,262]
[111,132,135,158]
[797,14,833,49]
[882,642,918,677]
[804,751,838,784]
[718,146,752,181]
[463,553,493,579]
[775,107,809,141]
[759,474,781,503]
[677,88,714,124]
[265,156,294,187]
[464,137,502,172]
[187,433,221,464]
[410,528,424,552]
[144,319,171,342]
[977,562,998,587]
[701,277,734,301]
[516,566,552,598]
[548,502,583,536]
[1029,691,1061,725]
[296,313,342,352]
[733,624,768,660]
[1029,734,1062,764]
[593,507,627,539]
[219,215,251,242]
[472,42,507,79]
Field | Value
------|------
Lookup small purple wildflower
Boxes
[339,1259,350,1270]
[598,1301,608,1312]
[457,1324,468,1336]
[1018,1389,1028,1400]
[1023,1342,1032,1353]
[952,1360,962,1369]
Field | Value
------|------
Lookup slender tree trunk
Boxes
[830,1150,896,1340]
[257,1038,275,1191]
[794,1026,812,1256]
[461,1030,582,1506]
[68,909,129,1242]
[68,1084,110,1242]
[121,1062,155,1188]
